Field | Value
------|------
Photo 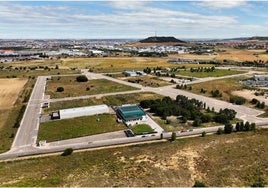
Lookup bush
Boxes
[229,96,246,105]
[193,180,206,187]
[201,131,206,137]
[76,75,88,82]
[217,127,223,135]
[171,132,176,141]
[224,123,233,134]
[61,148,73,156]
[56,87,64,92]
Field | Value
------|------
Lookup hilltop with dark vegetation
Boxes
[139,36,186,43]
[248,36,268,41]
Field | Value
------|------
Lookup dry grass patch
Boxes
[46,76,138,98]
[0,78,27,110]
[190,77,245,101]
[0,130,267,187]
[62,57,177,72]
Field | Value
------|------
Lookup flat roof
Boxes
[117,105,146,121]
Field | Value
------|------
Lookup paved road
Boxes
[11,76,50,149]
[1,70,268,161]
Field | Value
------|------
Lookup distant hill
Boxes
[140,36,186,43]
[248,36,268,41]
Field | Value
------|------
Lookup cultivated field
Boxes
[0,78,27,110]
[0,130,267,186]
[170,48,268,62]
[46,76,138,98]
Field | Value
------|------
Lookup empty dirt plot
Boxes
[0,78,27,110]
[46,76,138,99]
[62,57,178,72]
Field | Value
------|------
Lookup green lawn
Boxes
[131,124,154,135]
[38,114,125,142]
[46,76,139,98]
[175,69,244,78]
[44,92,163,114]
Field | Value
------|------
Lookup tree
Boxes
[244,121,250,131]
[171,132,176,141]
[76,75,88,82]
[193,180,206,187]
[61,148,73,156]
[250,123,256,131]
[224,123,233,134]
[56,87,64,92]
[193,119,202,127]
[201,131,206,137]
[235,122,240,132]
[217,127,223,135]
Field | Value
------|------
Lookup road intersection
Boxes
[0,70,268,161]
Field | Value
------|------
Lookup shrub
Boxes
[193,180,206,187]
[76,75,88,82]
[61,148,73,156]
[56,87,64,92]
[217,127,223,135]
[171,132,176,141]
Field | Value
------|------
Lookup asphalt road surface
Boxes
[1,70,268,161]
[11,76,50,149]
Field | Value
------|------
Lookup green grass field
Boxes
[131,124,154,135]
[175,69,244,78]
[44,92,163,114]
[46,76,139,98]
[0,129,267,187]
[38,114,125,142]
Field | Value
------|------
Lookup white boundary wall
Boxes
[59,104,109,119]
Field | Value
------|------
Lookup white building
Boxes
[59,104,109,119]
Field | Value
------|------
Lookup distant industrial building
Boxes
[243,74,268,88]
[51,104,110,120]
[123,70,147,77]
[116,104,147,126]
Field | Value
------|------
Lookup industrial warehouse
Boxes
[51,104,110,120]
[116,104,147,126]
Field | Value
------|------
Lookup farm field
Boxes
[170,48,268,62]
[0,78,27,110]
[62,57,214,72]
[44,92,163,114]
[0,129,267,187]
[46,76,138,98]
[38,114,125,142]
[175,69,244,78]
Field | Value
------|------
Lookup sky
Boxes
[0,0,268,39]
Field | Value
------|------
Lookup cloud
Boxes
[0,1,266,39]
[196,0,247,9]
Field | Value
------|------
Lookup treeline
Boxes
[140,95,237,125]
[190,66,215,73]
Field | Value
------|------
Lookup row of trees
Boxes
[251,98,265,109]
[190,66,215,73]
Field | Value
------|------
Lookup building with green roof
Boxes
[116,104,147,125]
